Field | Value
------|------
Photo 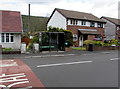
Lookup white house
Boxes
[48,8,106,47]
[0,10,22,49]
[101,16,120,41]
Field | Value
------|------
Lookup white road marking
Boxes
[101,52,111,54]
[110,58,120,61]
[26,54,76,58]
[66,54,76,56]
[37,61,93,68]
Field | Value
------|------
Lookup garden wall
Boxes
[93,46,120,51]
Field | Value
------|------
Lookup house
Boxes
[47,8,106,47]
[101,16,120,41]
[0,10,22,49]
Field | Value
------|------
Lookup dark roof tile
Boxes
[55,8,105,23]
[101,16,120,25]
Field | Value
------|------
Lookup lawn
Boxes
[72,47,86,50]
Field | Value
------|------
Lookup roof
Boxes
[0,10,22,33]
[78,29,99,35]
[54,8,105,23]
[101,16,120,26]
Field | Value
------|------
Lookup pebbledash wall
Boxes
[0,33,21,49]
[101,18,116,40]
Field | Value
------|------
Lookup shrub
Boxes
[3,48,13,51]
[83,40,94,46]
[110,39,118,45]
[94,41,102,46]
[31,34,39,43]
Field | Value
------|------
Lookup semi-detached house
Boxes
[101,16,120,41]
[0,10,22,49]
[47,8,106,47]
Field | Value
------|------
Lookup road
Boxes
[14,50,119,88]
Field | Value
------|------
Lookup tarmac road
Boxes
[15,50,119,88]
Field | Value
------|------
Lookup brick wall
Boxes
[67,25,105,46]
[88,35,95,40]
[67,25,104,36]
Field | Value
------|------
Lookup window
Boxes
[10,33,14,42]
[97,23,103,28]
[73,34,78,41]
[90,22,95,27]
[81,21,86,25]
[1,33,5,42]
[70,19,78,25]
[0,33,14,43]
[6,33,9,42]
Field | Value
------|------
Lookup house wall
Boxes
[67,25,104,46]
[47,10,66,29]
[116,27,120,40]
[101,18,116,40]
[88,35,95,40]
[67,25,104,36]
[0,33,21,49]
[67,19,104,28]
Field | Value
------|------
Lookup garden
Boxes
[83,39,120,51]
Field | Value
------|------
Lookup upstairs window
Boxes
[97,23,103,28]
[81,21,86,26]
[90,22,95,27]
[70,19,78,25]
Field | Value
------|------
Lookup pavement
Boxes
[1,50,111,59]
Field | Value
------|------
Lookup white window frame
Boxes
[97,23,103,28]
[90,22,95,27]
[73,34,78,41]
[81,21,86,26]
[70,19,78,25]
[0,33,14,43]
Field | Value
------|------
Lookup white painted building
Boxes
[48,10,67,29]
[0,10,22,49]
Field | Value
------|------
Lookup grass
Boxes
[72,47,86,50]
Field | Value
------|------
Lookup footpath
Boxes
[2,49,118,59]
[2,50,94,59]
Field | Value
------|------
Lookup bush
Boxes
[94,41,102,46]
[83,40,94,46]
[31,34,39,43]
[3,48,13,51]
[102,39,119,46]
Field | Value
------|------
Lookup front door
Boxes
[79,35,83,47]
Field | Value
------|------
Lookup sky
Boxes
[0,0,119,18]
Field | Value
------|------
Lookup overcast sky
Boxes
[0,0,119,18]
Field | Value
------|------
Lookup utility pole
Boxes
[28,4,30,35]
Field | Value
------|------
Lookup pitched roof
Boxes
[101,16,120,25]
[0,10,22,33]
[55,8,105,23]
